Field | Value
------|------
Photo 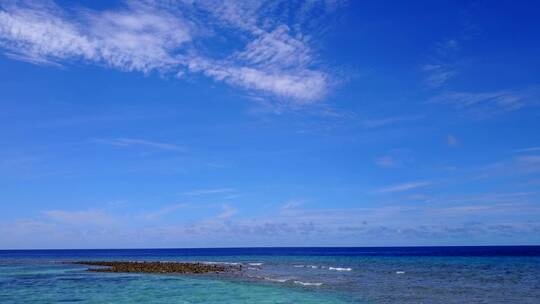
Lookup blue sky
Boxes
[1,0,539,249]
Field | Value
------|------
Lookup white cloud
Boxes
[235,25,312,69]
[105,138,185,151]
[144,203,190,220]
[515,147,540,153]
[374,149,415,169]
[85,3,191,73]
[360,115,422,129]
[375,155,398,168]
[378,181,431,193]
[193,0,263,33]
[422,64,456,88]
[0,2,190,72]
[186,47,328,102]
[0,0,338,102]
[422,38,460,88]
[476,154,540,179]
[431,90,528,115]
[3,194,540,248]
[281,198,306,210]
[515,155,540,165]
[43,209,114,226]
[182,188,235,196]
[217,204,237,219]
[0,4,94,64]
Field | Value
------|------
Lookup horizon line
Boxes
[1,244,539,251]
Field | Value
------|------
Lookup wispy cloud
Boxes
[374,149,414,169]
[0,0,342,103]
[99,138,185,151]
[378,181,431,193]
[477,154,540,179]
[423,38,460,88]
[434,192,536,206]
[430,89,537,116]
[515,147,540,153]
[43,209,114,226]
[281,198,307,210]
[374,155,399,168]
[182,188,235,196]
[360,115,422,129]
[0,1,189,71]
[144,203,190,220]
[4,192,540,248]
[188,57,328,102]
[433,91,524,109]
[515,155,540,165]
[217,204,237,219]
[422,63,456,88]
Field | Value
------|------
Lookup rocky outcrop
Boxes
[71,261,241,274]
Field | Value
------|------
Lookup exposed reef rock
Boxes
[71,261,241,274]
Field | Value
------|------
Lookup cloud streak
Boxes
[478,153,540,178]
[4,196,540,248]
[360,115,422,129]
[515,147,540,153]
[378,181,431,193]
[431,88,539,117]
[182,188,235,196]
[0,1,189,71]
[374,149,415,169]
[144,203,190,220]
[43,209,115,226]
[0,0,340,103]
[422,38,460,88]
[217,204,237,219]
[105,138,185,151]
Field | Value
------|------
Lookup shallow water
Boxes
[1,247,539,303]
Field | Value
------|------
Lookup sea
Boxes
[1,246,539,303]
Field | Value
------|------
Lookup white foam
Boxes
[247,267,259,270]
[293,264,321,269]
[328,267,352,272]
[396,271,406,274]
[264,277,289,283]
[294,280,323,286]
[248,263,263,266]
[201,261,241,266]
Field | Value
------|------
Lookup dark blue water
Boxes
[1,246,540,303]
[2,246,539,257]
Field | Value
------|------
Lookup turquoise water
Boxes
[0,262,350,303]
[1,247,540,303]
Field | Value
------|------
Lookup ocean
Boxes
[1,246,539,303]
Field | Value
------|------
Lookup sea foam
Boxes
[328,267,352,271]
[294,281,323,286]
[292,264,319,269]
[264,277,289,283]
[201,261,241,266]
